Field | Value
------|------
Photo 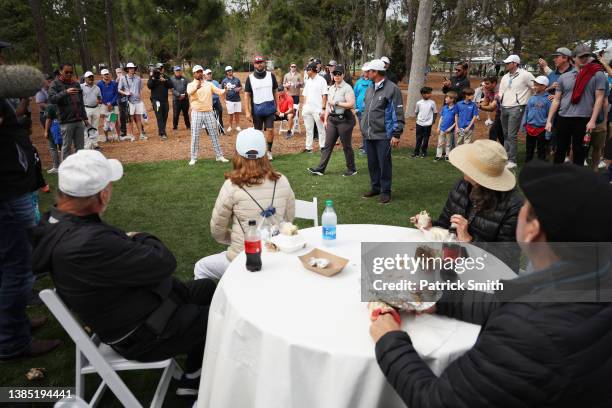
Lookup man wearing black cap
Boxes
[546,45,606,166]
[370,160,612,407]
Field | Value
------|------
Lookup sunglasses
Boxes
[332,72,343,76]
[254,61,264,64]
[290,65,296,68]
[64,71,73,74]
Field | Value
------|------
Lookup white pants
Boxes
[302,107,326,150]
[194,251,230,281]
[85,106,100,149]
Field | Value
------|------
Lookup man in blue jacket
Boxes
[360,59,405,204]
[97,69,120,141]
[354,62,373,154]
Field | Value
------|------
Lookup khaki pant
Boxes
[456,128,473,145]
[436,131,453,158]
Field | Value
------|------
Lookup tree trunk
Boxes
[374,0,389,58]
[29,0,52,75]
[74,0,91,71]
[403,0,417,77]
[406,0,433,117]
[105,0,120,70]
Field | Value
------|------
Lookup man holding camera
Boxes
[147,63,172,140]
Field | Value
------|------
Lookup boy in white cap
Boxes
[521,76,552,162]
[221,65,242,133]
[187,65,227,165]
[498,54,535,169]
[31,150,218,396]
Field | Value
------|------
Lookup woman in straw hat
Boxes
[412,139,523,244]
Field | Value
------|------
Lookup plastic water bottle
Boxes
[321,200,337,246]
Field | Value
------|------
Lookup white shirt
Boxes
[415,99,437,126]
[80,83,101,107]
[498,68,535,108]
[302,74,328,112]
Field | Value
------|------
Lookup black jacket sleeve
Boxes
[432,180,463,229]
[434,290,501,325]
[375,305,563,408]
[48,81,68,105]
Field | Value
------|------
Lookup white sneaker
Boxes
[506,161,517,169]
[564,157,571,163]
[47,167,58,174]
[484,119,494,126]
[216,156,229,163]
[226,127,232,133]
[267,151,273,161]
[236,126,242,132]
[598,160,607,169]
[140,134,148,140]
[584,160,588,167]
[120,135,135,142]
[188,159,197,166]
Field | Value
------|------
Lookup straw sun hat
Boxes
[448,140,516,191]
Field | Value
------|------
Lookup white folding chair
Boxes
[295,197,318,227]
[292,103,301,133]
[39,289,183,408]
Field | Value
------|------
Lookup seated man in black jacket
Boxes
[373,160,612,407]
[32,150,215,396]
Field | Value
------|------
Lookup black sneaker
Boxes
[285,130,293,139]
[380,194,391,204]
[307,167,324,176]
[444,156,450,161]
[302,148,313,153]
[410,153,418,158]
[161,135,168,140]
[176,375,199,396]
[342,170,358,177]
[434,157,442,161]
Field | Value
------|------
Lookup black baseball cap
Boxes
[332,65,345,75]
[519,160,612,242]
[306,62,318,71]
[277,84,285,91]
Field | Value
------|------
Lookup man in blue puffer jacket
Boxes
[360,59,405,204]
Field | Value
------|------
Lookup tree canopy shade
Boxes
[4,0,611,76]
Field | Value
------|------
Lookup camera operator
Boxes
[147,63,172,139]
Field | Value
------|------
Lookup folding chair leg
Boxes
[75,349,85,399]
[150,361,180,408]
[89,380,108,408]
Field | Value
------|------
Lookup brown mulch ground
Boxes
[31,73,493,169]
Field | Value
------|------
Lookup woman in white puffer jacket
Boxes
[194,128,295,280]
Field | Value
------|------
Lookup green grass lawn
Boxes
[1,147,471,407]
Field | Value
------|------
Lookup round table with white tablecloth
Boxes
[196,224,516,408]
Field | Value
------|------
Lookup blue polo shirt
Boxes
[97,79,119,106]
[440,104,458,132]
[208,80,221,103]
[455,100,479,129]
[221,77,242,102]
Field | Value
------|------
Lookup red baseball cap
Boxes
[253,55,265,63]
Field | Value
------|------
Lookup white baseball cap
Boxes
[58,150,123,197]
[83,71,94,78]
[192,65,203,73]
[203,68,212,75]
[100,69,110,75]
[533,75,550,87]
[125,62,137,68]
[361,62,370,71]
[236,128,267,159]
[225,66,233,72]
[503,55,520,64]
[381,56,390,64]
[368,59,386,71]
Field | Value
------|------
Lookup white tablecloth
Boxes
[197,224,515,408]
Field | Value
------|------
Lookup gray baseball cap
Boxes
[551,47,572,57]
[573,44,592,58]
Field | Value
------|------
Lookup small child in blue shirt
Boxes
[454,87,479,145]
[435,91,458,161]
[521,76,552,162]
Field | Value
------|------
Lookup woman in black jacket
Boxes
[412,139,523,243]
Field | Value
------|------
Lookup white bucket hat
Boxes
[125,62,137,68]
[448,139,516,191]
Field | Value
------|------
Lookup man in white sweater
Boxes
[498,55,535,169]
